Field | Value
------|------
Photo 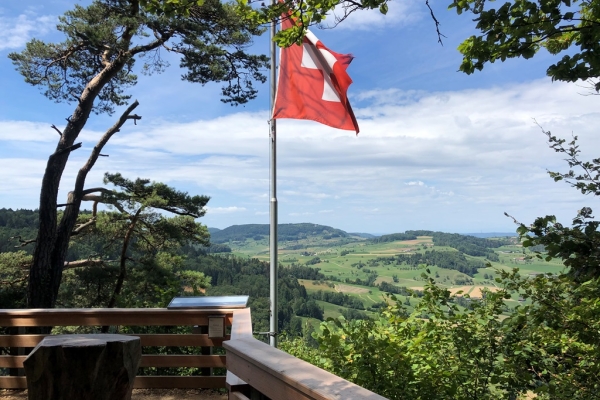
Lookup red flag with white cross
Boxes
[272,18,360,134]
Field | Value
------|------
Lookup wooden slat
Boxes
[225,338,388,400]
[0,333,229,347]
[0,376,26,389]
[0,355,25,368]
[230,392,251,400]
[0,354,226,369]
[0,375,227,390]
[0,308,234,327]
[0,376,227,389]
[0,334,47,347]
[135,333,229,347]
[133,376,225,389]
[140,355,226,368]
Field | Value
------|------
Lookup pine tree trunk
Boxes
[27,61,127,309]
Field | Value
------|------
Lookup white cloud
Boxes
[206,206,247,214]
[322,0,423,31]
[289,212,314,216]
[2,79,599,232]
[0,120,58,142]
[0,12,55,51]
[0,158,46,209]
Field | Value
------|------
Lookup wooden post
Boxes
[192,325,212,376]
[23,334,141,400]
[8,327,25,377]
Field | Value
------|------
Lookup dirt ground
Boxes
[0,389,227,400]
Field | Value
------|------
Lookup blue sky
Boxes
[1,0,599,234]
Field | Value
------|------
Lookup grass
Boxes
[229,234,564,317]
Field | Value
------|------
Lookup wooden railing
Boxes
[1,308,389,399]
[225,309,388,400]
[0,308,235,390]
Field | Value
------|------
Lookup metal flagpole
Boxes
[269,5,278,348]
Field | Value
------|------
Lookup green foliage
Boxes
[140,0,204,16]
[182,250,321,333]
[305,256,321,266]
[8,0,270,309]
[299,271,600,399]
[235,0,391,47]
[67,173,211,307]
[209,223,347,243]
[377,281,419,296]
[0,251,31,308]
[396,250,485,276]
[198,243,232,254]
[512,132,600,281]
[279,333,327,368]
[368,232,418,243]
[502,272,600,398]
[309,289,365,309]
[103,172,210,220]
[450,0,600,87]
[409,230,512,255]
[0,208,39,229]
[0,176,212,309]
[284,264,325,280]
[8,0,269,112]
[0,209,38,253]
[316,314,415,398]
[544,130,600,196]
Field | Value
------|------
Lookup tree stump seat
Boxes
[23,334,141,400]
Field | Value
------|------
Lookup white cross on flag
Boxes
[272,18,360,134]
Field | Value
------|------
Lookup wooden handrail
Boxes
[225,308,253,390]
[224,308,388,400]
[0,334,230,347]
[0,308,235,327]
[0,354,227,368]
[1,307,388,398]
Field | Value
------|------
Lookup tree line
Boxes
[0,208,332,333]
[395,250,485,277]
[209,223,348,243]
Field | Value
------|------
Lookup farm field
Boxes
[228,232,566,319]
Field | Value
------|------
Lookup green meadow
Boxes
[229,234,565,319]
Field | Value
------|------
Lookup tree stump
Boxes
[23,334,141,400]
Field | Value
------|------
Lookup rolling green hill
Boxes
[2,209,565,323]
[209,223,350,243]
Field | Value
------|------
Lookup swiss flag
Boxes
[272,18,360,134]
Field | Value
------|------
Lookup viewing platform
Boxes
[0,305,387,400]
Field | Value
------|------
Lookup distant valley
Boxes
[0,210,563,327]
[203,223,562,320]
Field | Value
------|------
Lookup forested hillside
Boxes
[6,207,594,400]
[209,223,348,243]
[368,232,418,243]
[408,230,512,258]
[1,208,524,333]
[0,208,39,253]
[0,209,324,333]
